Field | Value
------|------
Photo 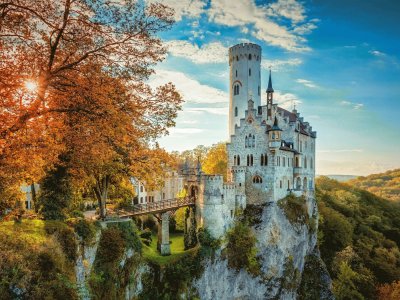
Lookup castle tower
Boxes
[229,43,262,137]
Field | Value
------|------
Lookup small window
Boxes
[253,175,262,184]
[249,68,251,76]
[237,155,240,165]
[140,197,143,203]
[280,180,282,188]
[235,106,238,117]
[140,185,143,192]
[236,70,237,77]
[236,55,239,61]
[249,54,252,60]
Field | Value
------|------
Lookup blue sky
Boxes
[148,0,400,175]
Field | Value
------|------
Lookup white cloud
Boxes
[267,0,306,23]
[169,128,204,135]
[369,50,385,57]
[296,78,318,88]
[147,0,206,21]
[149,69,228,104]
[261,58,302,70]
[186,107,228,115]
[292,22,317,35]
[207,0,314,52]
[340,100,364,110]
[165,40,228,64]
[274,90,302,110]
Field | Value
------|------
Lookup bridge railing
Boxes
[128,196,195,215]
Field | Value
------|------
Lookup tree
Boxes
[378,280,400,300]
[0,0,182,214]
[202,142,228,181]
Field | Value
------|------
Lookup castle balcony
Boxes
[293,167,302,175]
[269,141,281,148]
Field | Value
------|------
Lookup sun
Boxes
[24,80,38,93]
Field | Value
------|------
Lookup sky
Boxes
[147,0,400,176]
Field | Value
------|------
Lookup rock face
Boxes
[194,197,334,300]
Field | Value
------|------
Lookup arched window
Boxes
[304,157,307,168]
[260,154,264,166]
[249,54,252,60]
[237,155,240,166]
[250,154,253,166]
[265,155,268,166]
[245,136,248,148]
[247,155,249,166]
[235,106,238,117]
[252,175,262,184]
[249,68,251,76]
[296,177,301,190]
[237,85,240,95]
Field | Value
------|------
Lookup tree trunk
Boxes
[93,175,110,219]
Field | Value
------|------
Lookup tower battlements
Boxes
[228,43,262,65]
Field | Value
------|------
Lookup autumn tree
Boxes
[202,142,228,181]
[0,0,182,214]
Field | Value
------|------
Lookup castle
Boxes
[133,43,316,239]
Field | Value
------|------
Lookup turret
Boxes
[267,116,282,149]
[266,69,274,119]
[229,43,262,137]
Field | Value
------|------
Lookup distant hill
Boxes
[348,169,400,202]
[320,175,357,182]
[316,176,400,299]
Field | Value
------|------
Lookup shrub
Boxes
[140,228,152,240]
[44,221,77,261]
[278,195,309,228]
[225,222,261,277]
[74,219,96,244]
[197,227,220,249]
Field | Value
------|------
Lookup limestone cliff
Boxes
[194,196,334,299]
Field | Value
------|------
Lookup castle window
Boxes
[140,185,143,192]
[252,175,262,184]
[236,55,239,61]
[250,154,253,166]
[245,136,248,148]
[252,135,255,147]
[236,70,237,77]
[300,141,303,152]
[295,157,299,167]
[140,197,143,203]
[283,157,286,167]
[261,154,264,166]
[234,155,237,166]
[304,157,307,168]
[235,106,238,117]
[249,68,251,76]
[303,177,308,191]
[280,180,282,188]
[265,155,268,166]
[247,155,249,166]
[249,54,252,60]
[237,155,240,165]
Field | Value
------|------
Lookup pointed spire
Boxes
[267,116,282,132]
[267,69,274,93]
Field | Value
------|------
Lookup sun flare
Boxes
[24,80,38,93]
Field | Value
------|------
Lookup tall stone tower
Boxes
[228,43,262,137]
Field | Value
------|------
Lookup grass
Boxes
[142,232,198,266]
[0,219,48,244]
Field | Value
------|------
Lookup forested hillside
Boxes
[316,176,400,299]
[348,169,400,202]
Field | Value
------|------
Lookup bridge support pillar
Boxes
[184,207,197,250]
[158,212,170,256]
